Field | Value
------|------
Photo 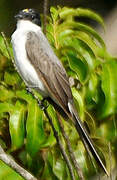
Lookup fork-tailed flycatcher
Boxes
[11,8,108,176]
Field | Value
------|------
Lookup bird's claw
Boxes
[38,99,49,110]
[26,87,32,94]
[26,87,49,110]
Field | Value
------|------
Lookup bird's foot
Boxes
[26,87,49,110]
[26,87,32,94]
[38,98,49,110]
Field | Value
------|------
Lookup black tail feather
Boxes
[68,102,109,176]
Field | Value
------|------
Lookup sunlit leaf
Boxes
[0,102,13,113]
[0,85,14,101]
[0,35,13,59]
[9,101,25,150]
[59,7,104,28]
[72,87,84,119]
[76,8,105,28]
[67,53,88,83]
[57,22,105,49]
[26,100,45,156]
[50,7,59,22]
[99,60,117,118]
[0,161,24,180]
[4,71,21,86]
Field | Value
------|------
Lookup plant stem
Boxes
[44,109,75,180]
[57,113,85,180]
[43,0,49,34]
[0,145,37,180]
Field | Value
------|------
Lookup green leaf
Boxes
[50,7,59,22]
[47,105,60,133]
[57,22,105,49]
[9,101,25,150]
[67,53,88,83]
[76,8,104,28]
[58,29,98,57]
[0,161,24,180]
[0,35,13,59]
[72,87,84,119]
[53,156,69,180]
[4,71,21,86]
[99,60,117,118]
[16,90,34,104]
[74,31,98,57]
[0,102,13,113]
[59,7,104,28]
[85,73,98,107]
[26,100,45,156]
[0,85,14,101]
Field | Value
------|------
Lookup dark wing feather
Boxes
[25,31,72,110]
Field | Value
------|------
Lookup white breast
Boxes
[11,20,49,97]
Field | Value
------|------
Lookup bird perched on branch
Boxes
[11,8,108,176]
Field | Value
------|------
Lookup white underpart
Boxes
[11,20,49,97]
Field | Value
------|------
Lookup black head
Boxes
[15,9,41,26]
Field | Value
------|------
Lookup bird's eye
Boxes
[31,15,35,19]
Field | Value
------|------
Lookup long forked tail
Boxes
[68,101,109,176]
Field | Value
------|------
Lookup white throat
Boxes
[17,20,41,32]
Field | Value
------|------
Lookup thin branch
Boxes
[108,142,112,180]
[43,0,49,34]
[57,113,84,180]
[44,109,75,180]
[0,145,37,180]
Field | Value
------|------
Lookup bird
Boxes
[11,8,108,176]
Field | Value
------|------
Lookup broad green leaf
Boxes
[57,22,105,49]
[76,8,104,28]
[4,71,21,86]
[67,53,88,83]
[0,161,24,180]
[9,101,25,150]
[73,39,96,70]
[59,7,104,28]
[74,31,98,57]
[99,60,117,118]
[0,102,13,113]
[60,37,95,73]
[26,100,45,156]
[85,73,98,107]
[0,85,14,101]
[16,90,34,104]
[53,156,69,180]
[42,154,58,180]
[72,87,84,119]
[50,7,59,22]
[58,30,98,57]
[75,141,88,174]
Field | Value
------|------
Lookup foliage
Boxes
[0,6,117,179]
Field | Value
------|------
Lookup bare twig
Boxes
[0,145,37,180]
[108,142,112,180]
[43,0,49,34]
[57,113,84,180]
[44,109,75,180]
